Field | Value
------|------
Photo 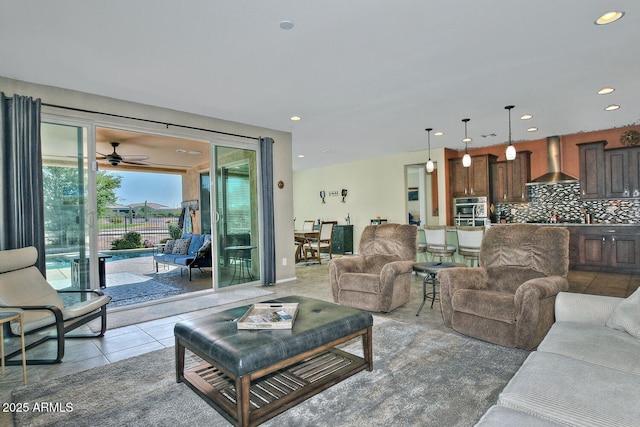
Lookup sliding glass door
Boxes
[41,121,97,290]
[213,146,260,288]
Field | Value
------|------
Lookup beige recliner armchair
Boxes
[0,246,111,364]
[329,223,417,313]
[437,224,569,350]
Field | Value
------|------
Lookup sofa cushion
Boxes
[606,287,640,339]
[476,405,564,426]
[497,351,640,427]
[172,238,191,255]
[538,321,640,375]
[163,239,175,254]
[186,233,205,255]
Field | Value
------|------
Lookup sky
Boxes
[111,170,182,208]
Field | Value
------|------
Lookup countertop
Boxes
[495,222,639,227]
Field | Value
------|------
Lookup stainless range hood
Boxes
[526,136,578,185]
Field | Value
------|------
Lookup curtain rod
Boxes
[41,102,260,141]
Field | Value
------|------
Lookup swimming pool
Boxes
[46,250,154,270]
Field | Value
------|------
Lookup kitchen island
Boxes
[494,223,640,274]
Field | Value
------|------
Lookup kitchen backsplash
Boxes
[493,182,640,224]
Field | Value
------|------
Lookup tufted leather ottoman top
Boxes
[174,295,373,377]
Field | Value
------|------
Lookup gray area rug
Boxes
[12,319,529,427]
[103,279,183,307]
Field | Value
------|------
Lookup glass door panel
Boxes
[214,146,260,288]
[41,122,95,290]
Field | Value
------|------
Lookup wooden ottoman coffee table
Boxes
[175,295,373,427]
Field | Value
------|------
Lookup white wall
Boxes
[293,148,447,252]
[0,76,297,283]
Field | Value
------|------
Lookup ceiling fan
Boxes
[97,142,150,166]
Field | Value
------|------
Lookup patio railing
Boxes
[98,215,174,251]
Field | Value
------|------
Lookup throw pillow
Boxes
[172,238,192,255]
[606,287,640,339]
[197,239,211,255]
[163,240,175,254]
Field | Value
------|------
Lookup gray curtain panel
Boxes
[259,136,276,286]
[0,92,45,274]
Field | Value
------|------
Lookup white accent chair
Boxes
[424,226,456,262]
[0,247,111,364]
[456,226,485,266]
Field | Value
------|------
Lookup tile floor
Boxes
[1,261,638,427]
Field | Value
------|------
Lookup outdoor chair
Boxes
[0,246,111,364]
[329,223,417,312]
[437,224,570,350]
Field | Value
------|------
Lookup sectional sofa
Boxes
[476,290,640,426]
[153,233,212,280]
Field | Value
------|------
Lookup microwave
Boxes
[454,197,488,219]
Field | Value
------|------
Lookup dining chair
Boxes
[424,226,456,262]
[302,220,315,232]
[456,226,485,266]
[305,221,336,263]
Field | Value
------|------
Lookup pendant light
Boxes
[462,118,472,167]
[505,105,516,161]
[425,128,435,173]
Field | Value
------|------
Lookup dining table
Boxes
[294,230,320,263]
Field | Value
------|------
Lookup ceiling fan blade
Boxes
[122,159,152,166]
[121,154,150,161]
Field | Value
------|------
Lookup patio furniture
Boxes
[0,246,111,364]
[437,224,570,350]
[329,223,417,312]
[175,295,373,427]
[153,233,212,280]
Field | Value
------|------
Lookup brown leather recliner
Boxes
[437,224,569,350]
[329,223,417,313]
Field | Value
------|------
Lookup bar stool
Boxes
[424,226,456,262]
[456,226,485,266]
[0,309,27,384]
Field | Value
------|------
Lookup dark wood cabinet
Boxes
[332,225,353,254]
[578,141,606,199]
[490,151,531,203]
[569,225,640,273]
[449,154,496,198]
[579,140,640,199]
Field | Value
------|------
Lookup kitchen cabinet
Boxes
[449,154,496,198]
[605,146,640,198]
[578,141,605,199]
[579,140,640,199]
[490,151,531,203]
[569,225,640,273]
[331,225,353,255]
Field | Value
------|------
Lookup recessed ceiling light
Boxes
[434,131,444,136]
[520,114,533,120]
[188,151,202,155]
[527,127,538,132]
[290,116,301,121]
[598,87,615,95]
[595,11,624,25]
[297,154,305,158]
[176,149,186,153]
[605,104,620,111]
[279,20,295,30]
